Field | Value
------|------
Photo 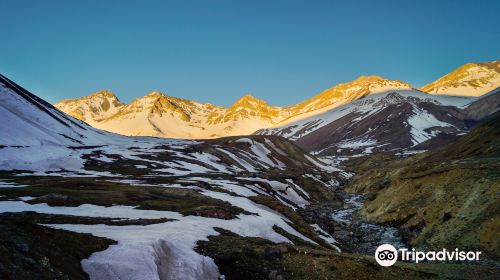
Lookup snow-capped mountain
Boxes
[421,60,500,97]
[54,90,124,125]
[2,74,498,279]
[94,92,224,138]
[1,74,334,175]
[283,75,413,119]
[48,60,500,156]
[258,90,473,156]
[0,73,349,278]
[0,74,117,147]
[54,76,413,139]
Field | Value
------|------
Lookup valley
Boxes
[1,60,500,280]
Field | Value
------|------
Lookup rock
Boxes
[28,193,73,206]
[377,178,390,189]
[39,256,50,268]
[24,257,37,266]
[365,192,377,201]
[15,242,30,253]
[442,212,452,222]
[268,270,284,280]
[263,244,295,259]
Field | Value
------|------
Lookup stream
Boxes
[329,192,407,254]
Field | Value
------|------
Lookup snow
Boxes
[96,154,115,163]
[310,224,340,252]
[286,179,310,198]
[407,107,453,145]
[257,89,474,157]
[423,62,500,97]
[0,79,126,147]
[338,139,376,149]
[216,148,257,172]
[0,201,180,220]
[261,90,471,141]
[47,67,497,141]
[304,155,341,172]
[234,138,253,144]
[248,141,280,167]
[0,180,27,188]
[183,178,258,197]
[48,75,456,140]
[0,145,86,173]
[0,190,314,280]
[54,91,124,124]
[241,177,310,208]
[0,107,298,176]
[89,95,284,139]
[303,174,339,189]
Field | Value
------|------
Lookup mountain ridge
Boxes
[54,75,416,138]
[421,60,500,96]
[54,60,499,139]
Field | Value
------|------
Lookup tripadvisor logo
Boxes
[375,244,398,266]
[374,244,482,267]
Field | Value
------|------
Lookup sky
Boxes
[1,0,499,107]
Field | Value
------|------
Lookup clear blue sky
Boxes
[1,0,499,107]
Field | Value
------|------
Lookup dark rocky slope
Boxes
[345,113,500,260]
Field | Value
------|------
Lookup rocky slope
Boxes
[54,90,124,125]
[259,90,472,156]
[421,60,500,97]
[463,87,500,121]
[345,112,500,260]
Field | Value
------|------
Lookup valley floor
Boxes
[0,168,498,280]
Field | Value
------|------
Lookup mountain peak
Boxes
[354,75,385,82]
[231,94,269,108]
[349,75,411,88]
[240,94,258,100]
[90,90,118,99]
[143,91,165,99]
[128,91,173,109]
[421,59,500,97]
[479,60,500,71]
[53,90,124,123]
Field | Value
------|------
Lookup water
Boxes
[329,193,407,254]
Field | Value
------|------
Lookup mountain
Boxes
[0,73,348,278]
[283,75,413,120]
[345,111,500,259]
[258,90,472,156]
[421,60,500,97]
[2,74,498,279]
[94,92,224,138]
[0,74,117,148]
[463,87,500,120]
[49,60,500,156]
[55,76,413,139]
[54,90,125,125]
[0,73,335,177]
